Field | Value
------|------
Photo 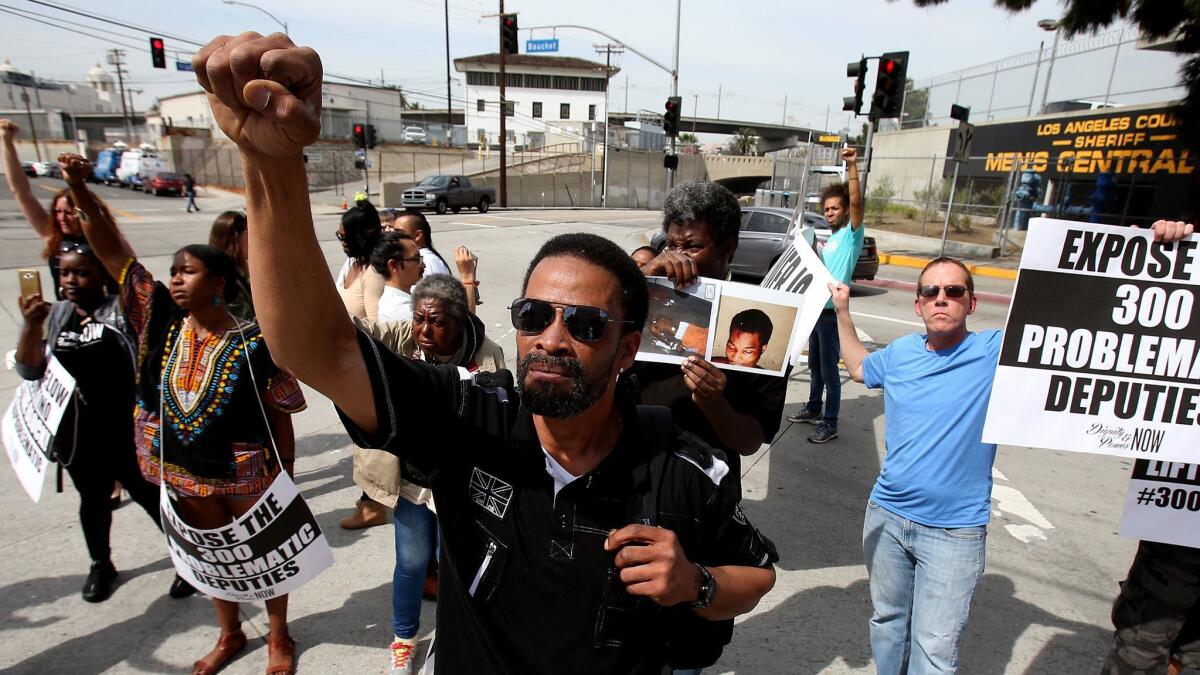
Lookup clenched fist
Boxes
[192,32,322,158]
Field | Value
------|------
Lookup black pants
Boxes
[63,441,160,563]
[1102,541,1200,674]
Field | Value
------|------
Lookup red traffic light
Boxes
[883,59,895,74]
[505,17,514,27]
[354,124,363,133]
[152,38,163,49]
[665,102,676,110]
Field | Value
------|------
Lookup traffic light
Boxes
[663,96,682,137]
[365,124,377,149]
[664,154,679,170]
[352,123,366,149]
[150,37,166,69]
[843,57,867,115]
[871,51,909,119]
[501,15,519,55]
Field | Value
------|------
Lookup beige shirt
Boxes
[335,258,385,321]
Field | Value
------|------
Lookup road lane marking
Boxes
[449,221,497,228]
[991,467,1055,543]
[476,213,555,224]
[34,183,143,221]
[850,311,925,328]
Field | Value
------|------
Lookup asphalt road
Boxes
[0,187,1146,674]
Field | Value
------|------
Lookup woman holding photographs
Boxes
[61,153,307,675]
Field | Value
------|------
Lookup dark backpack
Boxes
[634,405,734,671]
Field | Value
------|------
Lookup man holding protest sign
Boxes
[191,32,778,674]
[830,220,1193,674]
[788,147,865,444]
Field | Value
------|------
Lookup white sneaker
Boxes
[389,637,416,675]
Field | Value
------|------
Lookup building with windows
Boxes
[454,53,617,149]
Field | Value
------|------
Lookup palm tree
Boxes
[730,127,758,156]
[678,132,700,145]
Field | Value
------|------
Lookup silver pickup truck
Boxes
[401,175,496,214]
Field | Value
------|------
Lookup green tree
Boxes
[909,0,1200,147]
[678,132,700,145]
[728,127,759,156]
[867,175,896,221]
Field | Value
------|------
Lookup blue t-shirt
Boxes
[821,223,864,308]
[863,329,1003,528]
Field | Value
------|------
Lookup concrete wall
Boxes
[0,139,83,174]
[869,126,951,201]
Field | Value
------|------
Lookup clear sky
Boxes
[0,0,1186,133]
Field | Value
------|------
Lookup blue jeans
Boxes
[806,309,841,425]
[863,501,987,675]
[392,497,437,639]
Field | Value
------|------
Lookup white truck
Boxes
[116,147,170,191]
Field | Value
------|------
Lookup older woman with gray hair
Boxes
[350,272,503,674]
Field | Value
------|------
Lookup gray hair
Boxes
[412,274,469,324]
[660,180,741,246]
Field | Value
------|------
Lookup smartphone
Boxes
[17,269,42,301]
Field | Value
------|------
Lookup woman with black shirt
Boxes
[13,241,195,603]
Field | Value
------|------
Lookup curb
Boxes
[878,252,1018,280]
[860,277,1012,306]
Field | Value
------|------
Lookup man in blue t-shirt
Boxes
[790,147,865,444]
[829,256,997,674]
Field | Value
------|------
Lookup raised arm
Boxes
[455,245,479,313]
[192,32,378,435]
[843,147,864,230]
[59,154,134,281]
[13,295,51,380]
[0,120,50,238]
[828,281,868,382]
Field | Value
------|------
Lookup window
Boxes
[532,102,543,118]
[503,101,515,117]
[560,103,570,119]
[506,73,522,88]
[466,71,496,86]
[588,104,596,121]
[525,74,552,89]
[745,212,790,234]
[553,76,579,90]
[580,77,607,92]
[477,99,485,112]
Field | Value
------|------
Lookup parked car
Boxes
[401,175,495,214]
[147,172,185,196]
[402,126,428,144]
[21,161,37,177]
[32,161,61,178]
[650,206,879,281]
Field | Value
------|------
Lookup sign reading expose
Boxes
[982,218,1200,463]
[1119,460,1200,548]
[760,228,836,364]
[3,358,75,502]
[161,473,333,602]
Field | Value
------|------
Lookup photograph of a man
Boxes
[712,309,773,368]
[639,278,716,361]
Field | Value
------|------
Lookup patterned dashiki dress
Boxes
[120,259,306,497]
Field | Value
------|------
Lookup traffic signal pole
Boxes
[364,104,372,197]
[498,1,507,208]
[668,0,680,189]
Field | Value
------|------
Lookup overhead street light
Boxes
[222,0,289,36]
[1038,18,1061,114]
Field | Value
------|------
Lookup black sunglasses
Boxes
[508,298,633,342]
[918,284,970,299]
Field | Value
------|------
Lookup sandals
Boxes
[266,633,296,675]
[191,628,247,675]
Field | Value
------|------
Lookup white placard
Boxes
[3,358,76,502]
[637,277,806,377]
[161,472,334,602]
[759,229,836,363]
[982,217,1200,463]
[1119,460,1200,548]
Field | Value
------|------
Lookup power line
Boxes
[26,0,207,47]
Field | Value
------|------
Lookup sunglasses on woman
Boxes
[508,297,633,342]
[917,284,970,299]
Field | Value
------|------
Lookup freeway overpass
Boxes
[607,112,830,152]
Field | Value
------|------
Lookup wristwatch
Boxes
[691,563,716,609]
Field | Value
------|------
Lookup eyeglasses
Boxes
[917,284,970,299]
[58,241,90,255]
[335,232,346,241]
[508,297,633,342]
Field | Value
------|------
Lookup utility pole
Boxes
[692,94,698,133]
[595,44,623,207]
[107,49,133,144]
[498,1,507,208]
[667,0,680,189]
[363,102,372,197]
[716,84,722,119]
[782,94,787,125]
[444,0,453,127]
[19,92,42,162]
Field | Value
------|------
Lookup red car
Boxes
[147,172,185,196]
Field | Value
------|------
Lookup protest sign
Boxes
[982,218,1200,463]
[1119,460,1200,548]
[759,229,836,363]
[161,472,333,602]
[3,358,76,502]
[637,277,804,377]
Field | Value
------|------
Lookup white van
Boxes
[116,148,171,191]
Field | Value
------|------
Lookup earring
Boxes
[58,287,64,296]
[212,296,222,308]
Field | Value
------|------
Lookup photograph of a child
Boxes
[638,277,718,362]
[711,293,797,375]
